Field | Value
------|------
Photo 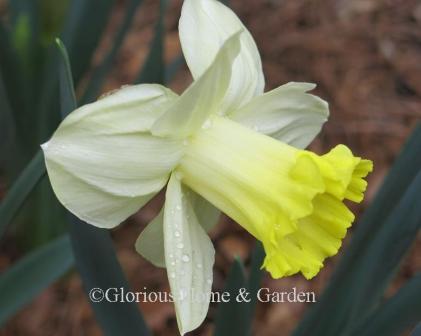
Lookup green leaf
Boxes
[411,322,421,336]
[81,0,145,104]
[0,151,45,240]
[38,0,70,45]
[9,0,40,74]
[70,221,150,336]
[0,235,74,326]
[0,71,18,179]
[214,258,250,336]
[136,0,168,85]
[350,273,421,336]
[0,21,29,150]
[60,0,114,85]
[343,171,421,325]
[293,124,421,336]
[247,242,265,316]
[56,38,76,114]
[57,38,150,336]
[213,243,264,336]
[35,0,115,145]
[165,54,185,84]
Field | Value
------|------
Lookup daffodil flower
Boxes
[41,0,372,334]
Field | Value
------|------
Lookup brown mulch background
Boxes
[1,0,421,335]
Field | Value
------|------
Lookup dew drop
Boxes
[197,263,202,269]
[206,278,212,284]
[201,119,212,129]
[176,205,182,211]
[182,254,190,263]
[171,261,175,266]
[175,231,180,238]
[177,243,184,249]
[169,272,176,279]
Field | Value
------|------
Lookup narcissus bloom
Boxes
[42,0,372,334]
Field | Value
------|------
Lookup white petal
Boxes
[44,160,155,228]
[135,208,165,268]
[135,190,220,269]
[151,31,242,138]
[230,82,329,149]
[164,174,215,335]
[190,192,220,232]
[42,84,184,228]
[179,0,265,114]
[64,84,178,132]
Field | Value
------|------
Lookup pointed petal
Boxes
[179,0,265,114]
[190,192,220,232]
[230,82,329,149]
[164,174,215,335]
[135,208,165,268]
[42,84,184,228]
[135,190,220,269]
[151,31,242,138]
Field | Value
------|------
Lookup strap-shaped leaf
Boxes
[60,0,114,85]
[344,171,421,323]
[165,54,185,84]
[0,235,74,326]
[136,0,168,84]
[411,322,421,336]
[70,221,150,336]
[57,39,150,336]
[350,273,421,336]
[0,21,28,143]
[0,71,18,179]
[247,242,265,317]
[81,0,145,104]
[0,151,45,240]
[293,124,421,336]
[214,258,249,336]
[213,242,265,336]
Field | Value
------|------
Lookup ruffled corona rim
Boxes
[178,116,373,279]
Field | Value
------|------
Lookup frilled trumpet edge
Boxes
[177,116,373,280]
[262,146,372,279]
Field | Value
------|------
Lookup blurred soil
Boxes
[1,0,421,335]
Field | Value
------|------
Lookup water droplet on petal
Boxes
[177,243,184,249]
[197,263,202,269]
[169,272,175,279]
[175,231,180,237]
[206,278,212,284]
[176,205,182,211]
[182,254,190,262]
[202,119,212,129]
